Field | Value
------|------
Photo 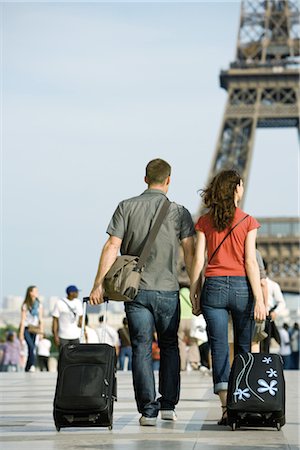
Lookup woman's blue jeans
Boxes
[201,276,254,394]
[125,290,180,418]
[24,328,37,372]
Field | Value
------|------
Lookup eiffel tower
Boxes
[178,0,300,292]
[208,0,299,194]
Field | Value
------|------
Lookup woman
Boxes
[19,286,43,372]
[190,170,266,425]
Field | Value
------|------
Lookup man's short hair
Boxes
[145,159,171,184]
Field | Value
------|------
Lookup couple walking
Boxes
[89,158,266,426]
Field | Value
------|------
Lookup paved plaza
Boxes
[0,370,299,450]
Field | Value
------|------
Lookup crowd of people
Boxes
[0,160,299,429]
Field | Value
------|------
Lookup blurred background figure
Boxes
[190,314,210,373]
[52,285,83,349]
[83,315,99,343]
[260,259,287,353]
[290,323,299,370]
[19,286,43,372]
[96,315,119,357]
[118,317,132,371]
[178,285,200,371]
[37,333,51,372]
[0,331,21,372]
[152,331,160,371]
[279,323,292,369]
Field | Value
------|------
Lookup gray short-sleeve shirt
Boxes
[106,189,195,291]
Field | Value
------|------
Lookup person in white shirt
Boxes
[279,323,292,369]
[37,334,51,371]
[260,260,286,352]
[96,315,119,355]
[52,285,83,349]
[83,315,99,344]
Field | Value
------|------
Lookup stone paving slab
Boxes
[0,370,299,450]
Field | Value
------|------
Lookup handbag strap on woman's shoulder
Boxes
[208,214,249,265]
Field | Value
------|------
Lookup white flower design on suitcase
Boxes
[233,388,251,401]
[266,368,278,378]
[257,379,278,396]
[262,356,272,364]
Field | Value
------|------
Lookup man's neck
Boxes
[148,184,168,194]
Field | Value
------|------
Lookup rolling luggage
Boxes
[227,321,285,431]
[53,298,117,431]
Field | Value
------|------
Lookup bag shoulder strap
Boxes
[208,214,249,265]
[61,298,77,318]
[136,198,171,271]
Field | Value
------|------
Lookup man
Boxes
[89,158,195,426]
[52,285,83,348]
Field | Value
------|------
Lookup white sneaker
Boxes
[28,366,36,372]
[161,410,177,421]
[199,365,210,375]
[139,416,157,426]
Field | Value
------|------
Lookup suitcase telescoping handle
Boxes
[80,296,108,343]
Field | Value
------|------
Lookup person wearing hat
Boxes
[52,285,83,348]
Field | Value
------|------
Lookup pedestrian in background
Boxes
[37,334,51,371]
[178,285,200,371]
[83,315,99,343]
[152,332,160,371]
[190,169,266,426]
[96,315,119,356]
[290,323,299,370]
[0,331,21,372]
[19,286,43,372]
[279,323,292,369]
[89,158,195,426]
[52,285,83,349]
[118,317,132,371]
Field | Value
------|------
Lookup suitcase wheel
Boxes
[108,425,113,430]
[276,422,281,431]
[55,425,61,432]
[231,422,236,431]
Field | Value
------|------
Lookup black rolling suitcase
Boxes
[227,320,285,431]
[53,298,117,431]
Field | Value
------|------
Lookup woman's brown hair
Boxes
[23,285,37,311]
[200,169,242,232]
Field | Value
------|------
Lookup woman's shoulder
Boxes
[235,208,260,229]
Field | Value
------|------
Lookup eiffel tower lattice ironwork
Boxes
[178,0,300,293]
[207,0,299,193]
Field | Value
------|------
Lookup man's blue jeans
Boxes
[201,276,254,394]
[125,290,180,418]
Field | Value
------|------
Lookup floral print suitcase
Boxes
[227,352,285,431]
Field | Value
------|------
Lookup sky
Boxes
[1,1,299,303]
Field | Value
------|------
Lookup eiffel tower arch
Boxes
[178,0,300,292]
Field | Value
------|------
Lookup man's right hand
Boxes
[89,285,105,305]
[54,335,60,347]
